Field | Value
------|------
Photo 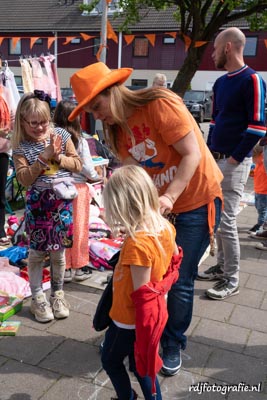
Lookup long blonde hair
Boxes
[102,85,179,156]
[12,93,52,149]
[103,165,172,241]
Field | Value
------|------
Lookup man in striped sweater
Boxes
[197,27,266,300]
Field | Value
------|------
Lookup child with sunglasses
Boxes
[12,91,82,323]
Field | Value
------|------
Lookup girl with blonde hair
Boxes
[101,164,178,400]
[12,91,82,323]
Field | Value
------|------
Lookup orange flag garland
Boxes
[107,20,118,43]
[144,34,156,47]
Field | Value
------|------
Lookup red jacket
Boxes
[131,249,183,394]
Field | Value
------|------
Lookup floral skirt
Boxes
[25,186,73,251]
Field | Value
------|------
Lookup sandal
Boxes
[0,237,11,246]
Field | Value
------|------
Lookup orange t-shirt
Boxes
[118,95,223,213]
[254,153,267,194]
[110,225,176,325]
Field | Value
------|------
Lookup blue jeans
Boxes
[161,197,222,351]
[101,321,162,400]
[255,193,267,226]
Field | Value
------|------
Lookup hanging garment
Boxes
[0,65,20,119]
[30,56,52,95]
[20,58,34,93]
[51,57,62,102]
[39,55,57,99]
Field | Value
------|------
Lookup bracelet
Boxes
[162,193,175,205]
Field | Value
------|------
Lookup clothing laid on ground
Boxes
[65,137,99,273]
[117,94,223,353]
[206,65,266,293]
[102,225,176,400]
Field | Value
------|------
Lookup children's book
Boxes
[0,320,21,335]
[0,291,23,321]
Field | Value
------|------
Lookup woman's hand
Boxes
[159,194,174,216]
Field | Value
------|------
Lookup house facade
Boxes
[0,0,266,92]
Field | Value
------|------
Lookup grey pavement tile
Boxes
[182,341,214,375]
[261,293,267,311]
[203,348,266,385]
[192,294,235,322]
[185,315,201,336]
[229,305,267,332]
[0,359,58,400]
[0,325,64,365]
[47,308,101,343]
[240,260,267,276]
[39,338,102,378]
[243,330,267,359]
[40,376,115,400]
[223,286,264,308]
[245,274,267,292]
[190,319,249,352]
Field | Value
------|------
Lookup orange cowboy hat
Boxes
[68,62,133,121]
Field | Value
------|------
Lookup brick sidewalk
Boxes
[0,177,266,399]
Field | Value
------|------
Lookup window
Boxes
[244,36,257,56]
[132,79,147,88]
[71,38,81,44]
[163,37,175,44]
[9,39,21,55]
[133,38,149,57]
[14,76,22,86]
[35,38,43,45]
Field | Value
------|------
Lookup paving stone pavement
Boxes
[0,177,266,400]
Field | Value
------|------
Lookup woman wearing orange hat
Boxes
[69,62,223,394]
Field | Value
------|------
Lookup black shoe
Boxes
[160,346,181,376]
[247,223,262,234]
[197,263,224,281]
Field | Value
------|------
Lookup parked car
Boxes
[183,90,213,123]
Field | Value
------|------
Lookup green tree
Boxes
[80,0,267,95]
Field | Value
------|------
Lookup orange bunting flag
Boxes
[107,20,118,43]
[12,37,21,50]
[264,39,267,48]
[47,37,56,50]
[194,41,208,48]
[80,33,95,41]
[165,32,177,39]
[182,34,192,51]
[124,35,135,45]
[106,0,112,3]
[0,37,5,46]
[144,34,156,47]
[30,37,40,49]
[63,37,77,45]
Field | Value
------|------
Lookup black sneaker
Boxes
[160,346,181,376]
[247,223,262,234]
[197,264,224,281]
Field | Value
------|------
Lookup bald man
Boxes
[197,27,266,299]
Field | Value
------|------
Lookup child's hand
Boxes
[42,133,62,161]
